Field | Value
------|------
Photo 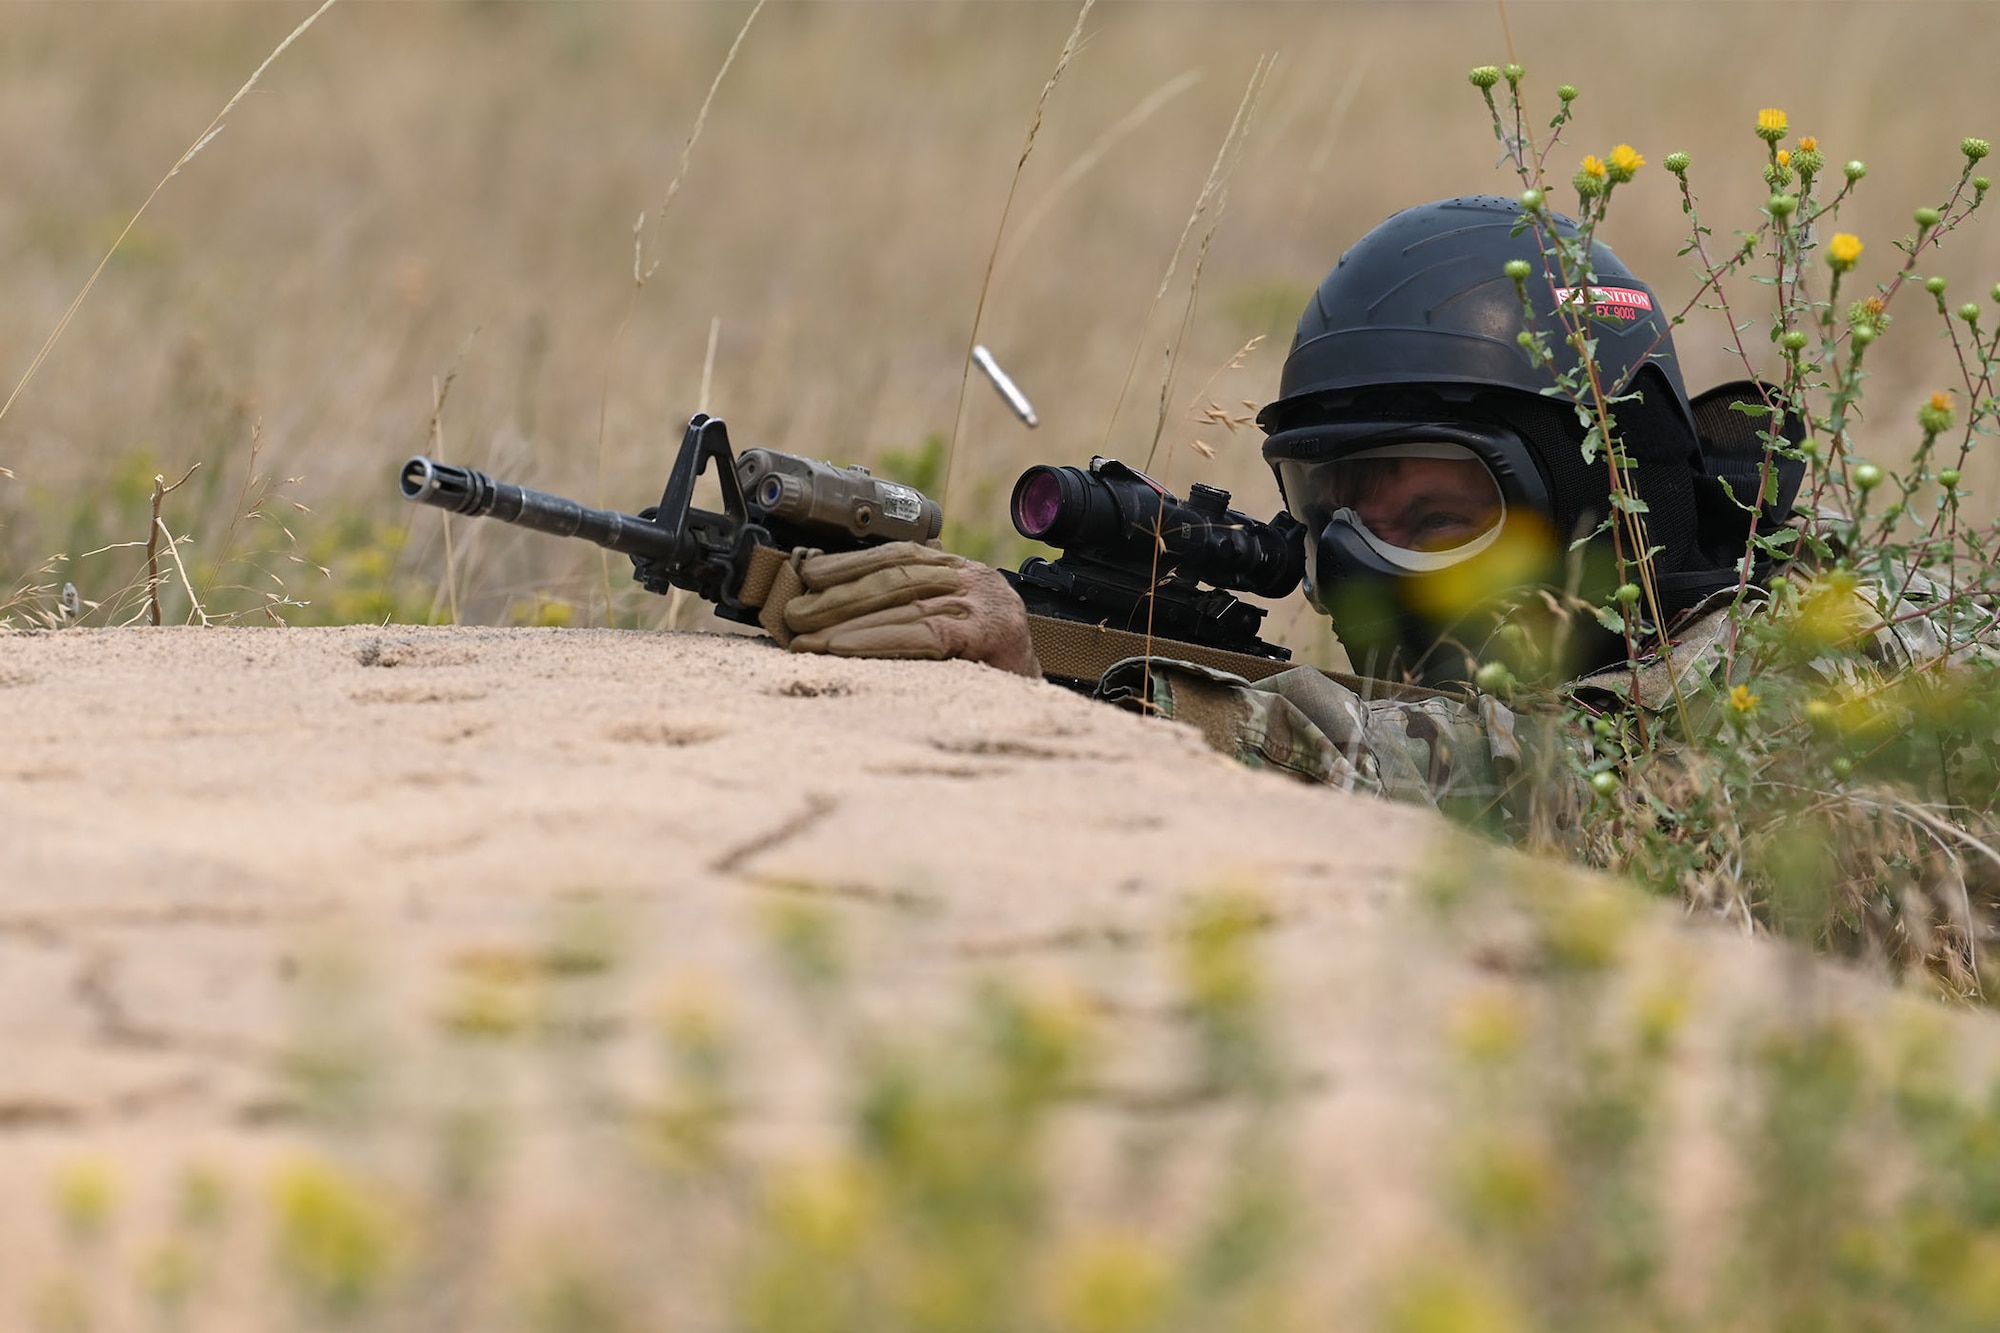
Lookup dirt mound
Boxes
[1,626,1990,1324]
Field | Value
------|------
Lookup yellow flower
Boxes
[1052,1233,1172,1333]
[270,1158,408,1316]
[1729,683,1761,713]
[1757,107,1789,142]
[1827,232,1863,272]
[1798,135,1819,152]
[1579,154,1607,180]
[1606,143,1645,182]
[53,1158,121,1243]
[1777,149,1792,169]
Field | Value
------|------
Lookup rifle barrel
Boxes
[400,457,677,561]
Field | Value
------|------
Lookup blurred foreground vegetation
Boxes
[23,873,2000,1332]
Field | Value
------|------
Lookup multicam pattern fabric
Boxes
[1095,564,1996,823]
[1096,657,1534,825]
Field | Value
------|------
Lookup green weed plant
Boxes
[1462,67,2000,999]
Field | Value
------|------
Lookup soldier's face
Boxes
[1324,456,1503,553]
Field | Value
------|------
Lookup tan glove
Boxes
[760,542,1042,679]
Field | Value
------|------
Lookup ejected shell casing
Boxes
[972,344,1039,427]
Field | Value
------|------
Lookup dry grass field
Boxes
[3,1,1998,642]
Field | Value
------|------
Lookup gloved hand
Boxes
[762,542,1042,679]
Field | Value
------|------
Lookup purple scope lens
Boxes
[1013,469,1063,538]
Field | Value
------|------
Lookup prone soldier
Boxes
[761,196,1995,826]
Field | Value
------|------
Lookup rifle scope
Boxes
[1009,459,1303,599]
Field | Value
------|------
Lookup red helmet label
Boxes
[1551,285,1653,322]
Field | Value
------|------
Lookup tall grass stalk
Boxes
[994,67,1202,276]
[0,0,343,480]
[1144,61,1271,475]
[1120,56,1270,474]
[939,0,1096,515]
[592,0,769,623]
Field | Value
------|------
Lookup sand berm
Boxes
[2,625,1994,1312]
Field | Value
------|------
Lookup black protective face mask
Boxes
[1265,419,1560,684]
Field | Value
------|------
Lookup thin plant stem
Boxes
[1107,57,1268,464]
[594,0,767,625]
[0,0,343,477]
[940,0,1097,516]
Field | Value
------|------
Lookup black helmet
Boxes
[1261,196,1749,684]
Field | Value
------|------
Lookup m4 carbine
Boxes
[400,413,941,623]
[399,415,1305,686]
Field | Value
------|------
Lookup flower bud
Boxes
[1851,324,1877,346]
[1501,63,1524,83]
[1978,177,1993,195]
[1781,329,1809,351]
[1919,391,1956,435]
[1474,660,1515,693]
[1614,582,1641,605]
[1590,770,1620,797]
[1960,302,1981,323]
[1664,151,1691,175]
[1516,330,1536,348]
[1940,468,1962,490]
[1768,193,1798,218]
[1844,159,1868,182]
[1852,462,1884,490]
[1915,206,1943,229]
[1925,275,1948,295]
[1557,84,1578,102]
[1831,756,1855,780]
[1504,259,1532,281]
[1518,187,1545,211]
[1468,66,1502,89]
[1964,137,1992,162]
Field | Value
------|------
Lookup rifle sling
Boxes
[1025,615,1456,703]
[738,544,791,611]
[1025,613,1292,684]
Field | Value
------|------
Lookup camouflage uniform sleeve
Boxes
[1094,657,1538,825]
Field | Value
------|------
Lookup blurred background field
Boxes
[2,0,1998,646]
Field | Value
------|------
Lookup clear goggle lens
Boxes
[1279,442,1506,574]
